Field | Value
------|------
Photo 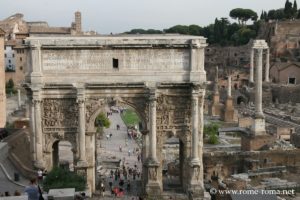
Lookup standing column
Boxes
[250,48,254,83]
[255,48,264,118]
[265,48,270,82]
[227,75,232,97]
[33,97,44,169]
[77,98,87,165]
[190,88,200,165]
[17,89,21,109]
[148,90,158,163]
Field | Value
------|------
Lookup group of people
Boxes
[0,190,21,197]
[105,163,141,197]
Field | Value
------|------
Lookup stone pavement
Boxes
[0,158,26,195]
[97,111,142,198]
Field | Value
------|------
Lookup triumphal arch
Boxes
[24,35,207,199]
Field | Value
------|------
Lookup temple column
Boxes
[250,48,254,83]
[265,48,270,82]
[17,89,21,109]
[77,97,87,166]
[251,47,266,135]
[227,75,232,97]
[33,93,44,169]
[255,49,264,118]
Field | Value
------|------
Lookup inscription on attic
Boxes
[42,49,190,71]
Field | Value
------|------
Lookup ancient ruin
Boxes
[24,35,208,199]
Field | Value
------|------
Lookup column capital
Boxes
[32,99,42,105]
[148,88,157,102]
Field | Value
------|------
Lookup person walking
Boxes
[24,178,40,200]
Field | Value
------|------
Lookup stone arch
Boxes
[160,132,188,192]
[85,97,148,133]
[43,132,77,171]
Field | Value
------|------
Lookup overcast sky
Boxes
[0,0,288,34]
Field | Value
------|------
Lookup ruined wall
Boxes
[203,149,300,182]
[271,84,300,103]
[241,135,276,151]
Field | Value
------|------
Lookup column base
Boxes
[190,159,200,167]
[251,118,266,135]
[187,184,204,200]
[34,160,45,170]
[145,181,161,196]
[146,157,159,166]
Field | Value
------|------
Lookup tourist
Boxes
[24,178,39,200]
[137,154,141,162]
[119,145,122,152]
[106,134,109,140]
[37,169,43,183]
[123,170,128,180]
[126,181,131,192]
[110,170,114,178]
[128,150,131,157]
[109,179,113,189]
[100,182,105,197]
[110,133,112,138]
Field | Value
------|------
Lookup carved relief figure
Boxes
[42,99,78,133]
[148,167,158,181]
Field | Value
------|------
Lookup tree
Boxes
[284,0,293,18]
[229,8,258,25]
[164,25,189,34]
[293,0,298,17]
[95,112,111,129]
[5,78,16,95]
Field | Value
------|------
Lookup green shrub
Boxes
[43,167,86,192]
[95,112,111,128]
[204,122,220,144]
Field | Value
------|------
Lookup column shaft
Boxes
[78,99,86,163]
[191,91,199,164]
[30,100,36,161]
[17,89,21,108]
[149,95,157,162]
[250,49,254,83]
[265,48,270,82]
[34,99,44,168]
[255,49,264,117]
[227,75,232,97]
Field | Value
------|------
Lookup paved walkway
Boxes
[97,111,142,198]
[0,159,26,196]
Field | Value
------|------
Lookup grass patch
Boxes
[121,109,141,127]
